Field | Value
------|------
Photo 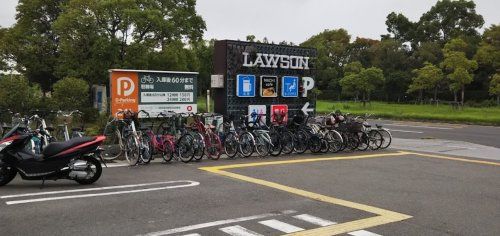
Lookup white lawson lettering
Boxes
[242,52,309,70]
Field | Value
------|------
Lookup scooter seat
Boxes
[43,136,96,157]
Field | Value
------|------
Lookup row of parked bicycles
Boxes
[100,110,392,166]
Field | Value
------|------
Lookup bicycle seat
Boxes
[71,127,82,132]
[46,127,55,132]
[376,124,383,129]
[363,124,372,128]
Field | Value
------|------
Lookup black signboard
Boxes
[212,40,317,122]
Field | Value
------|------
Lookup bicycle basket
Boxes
[347,121,364,132]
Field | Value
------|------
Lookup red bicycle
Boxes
[191,113,222,160]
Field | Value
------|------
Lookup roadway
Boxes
[1,148,499,236]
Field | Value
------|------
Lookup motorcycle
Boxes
[0,124,106,186]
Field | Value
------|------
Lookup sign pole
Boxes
[207,89,210,113]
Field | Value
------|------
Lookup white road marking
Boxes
[348,230,382,236]
[389,129,424,134]
[1,180,196,199]
[181,234,201,236]
[141,210,297,236]
[385,124,452,130]
[106,163,130,168]
[258,219,304,233]
[5,181,199,205]
[293,214,336,226]
[219,225,263,236]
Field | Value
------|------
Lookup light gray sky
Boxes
[1,0,499,44]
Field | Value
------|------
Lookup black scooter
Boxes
[0,124,106,186]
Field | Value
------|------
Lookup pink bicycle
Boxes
[191,113,222,160]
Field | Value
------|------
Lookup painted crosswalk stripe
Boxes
[219,225,263,236]
[258,219,304,233]
[348,230,382,236]
[142,210,297,236]
[293,214,336,226]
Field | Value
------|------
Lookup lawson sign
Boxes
[109,69,198,117]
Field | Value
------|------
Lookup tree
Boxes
[489,73,500,105]
[301,29,351,90]
[358,67,385,105]
[53,0,206,86]
[340,65,385,106]
[385,0,484,46]
[441,48,478,103]
[0,76,42,113]
[407,62,444,103]
[417,0,484,42]
[3,0,67,92]
[474,24,500,70]
[51,77,89,110]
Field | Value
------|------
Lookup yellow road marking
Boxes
[407,152,500,166]
[200,151,412,235]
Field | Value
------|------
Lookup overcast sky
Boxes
[1,0,499,44]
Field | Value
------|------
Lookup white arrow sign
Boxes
[301,102,314,115]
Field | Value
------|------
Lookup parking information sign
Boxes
[282,76,299,97]
[236,74,256,97]
[110,69,198,117]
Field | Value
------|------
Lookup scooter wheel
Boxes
[74,157,102,185]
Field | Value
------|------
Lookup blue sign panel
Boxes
[236,74,256,97]
[282,76,299,97]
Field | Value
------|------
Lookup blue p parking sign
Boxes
[236,74,256,97]
[282,76,299,97]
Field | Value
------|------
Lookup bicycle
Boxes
[54,110,84,141]
[191,113,222,160]
[269,110,294,156]
[246,112,273,157]
[156,111,197,163]
[217,115,240,158]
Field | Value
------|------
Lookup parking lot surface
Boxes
[1,150,499,235]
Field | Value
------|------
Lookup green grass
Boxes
[197,96,214,113]
[317,100,500,125]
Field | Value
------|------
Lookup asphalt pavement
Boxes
[1,148,499,236]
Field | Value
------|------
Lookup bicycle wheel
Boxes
[293,130,308,154]
[254,134,271,157]
[378,129,392,149]
[177,134,195,163]
[280,131,295,155]
[206,132,222,160]
[368,130,383,150]
[101,125,123,160]
[346,133,360,151]
[124,135,140,166]
[238,132,254,157]
[269,131,282,157]
[161,139,174,162]
[192,132,205,161]
[325,130,343,153]
[308,135,322,153]
[357,132,370,151]
[224,132,239,158]
[140,132,152,164]
[320,137,329,153]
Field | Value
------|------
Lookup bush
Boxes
[52,77,89,111]
[0,75,42,113]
